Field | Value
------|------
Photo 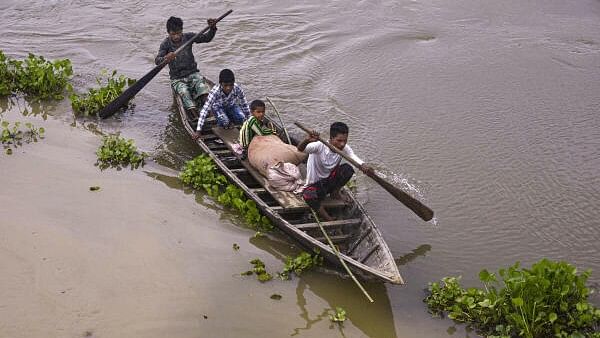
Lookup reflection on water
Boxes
[395,244,432,266]
[0,95,57,119]
[290,288,332,336]
[153,105,202,170]
[250,235,398,338]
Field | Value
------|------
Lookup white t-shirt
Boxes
[303,141,364,187]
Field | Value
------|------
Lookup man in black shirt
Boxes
[155,16,217,119]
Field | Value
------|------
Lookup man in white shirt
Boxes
[297,122,374,221]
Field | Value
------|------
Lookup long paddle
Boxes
[294,121,434,222]
[98,9,233,119]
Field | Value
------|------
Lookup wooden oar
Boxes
[98,9,233,119]
[294,121,434,222]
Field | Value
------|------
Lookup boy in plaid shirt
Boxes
[193,69,250,139]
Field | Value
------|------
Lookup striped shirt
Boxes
[196,83,251,131]
[239,116,275,148]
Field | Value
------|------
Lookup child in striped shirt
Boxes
[239,99,276,150]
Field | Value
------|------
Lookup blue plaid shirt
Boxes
[196,83,251,131]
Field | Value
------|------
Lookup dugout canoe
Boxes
[173,82,404,285]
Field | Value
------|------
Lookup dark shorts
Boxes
[302,163,355,210]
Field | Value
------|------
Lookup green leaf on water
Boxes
[329,307,347,322]
[270,294,282,300]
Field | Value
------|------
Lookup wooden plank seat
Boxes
[271,197,349,213]
[294,218,362,230]
[314,233,354,244]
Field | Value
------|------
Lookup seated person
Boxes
[192,69,250,140]
[239,99,276,157]
[297,122,374,221]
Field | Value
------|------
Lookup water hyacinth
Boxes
[95,134,147,170]
[278,251,323,280]
[70,69,135,116]
[424,259,600,338]
[180,154,274,232]
[0,50,73,99]
[1,120,45,154]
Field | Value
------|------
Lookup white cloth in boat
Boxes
[267,161,304,193]
[303,141,363,188]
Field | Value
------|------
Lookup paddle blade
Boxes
[371,173,434,221]
[99,63,167,119]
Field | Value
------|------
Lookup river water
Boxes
[1,0,599,337]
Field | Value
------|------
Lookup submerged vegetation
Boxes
[1,120,45,155]
[95,134,147,170]
[70,70,135,116]
[180,154,274,232]
[425,259,600,338]
[0,50,72,99]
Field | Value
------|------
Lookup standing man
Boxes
[155,16,217,120]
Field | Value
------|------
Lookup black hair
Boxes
[219,69,235,84]
[166,16,183,33]
[250,99,265,111]
[330,122,349,138]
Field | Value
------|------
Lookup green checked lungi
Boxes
[171,72,210,110]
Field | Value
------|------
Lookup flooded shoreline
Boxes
[2,0,599,336]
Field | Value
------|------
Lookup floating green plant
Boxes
[249,258,272,282]
[180,154,274,232]
[329,307,347,322]
[70,69,135,116]
[95,134,147,170]
[0,50,72,99]
[1,120,45,154]
[0,50,15,96]
[278,251,323,280]
[425,259,600,338]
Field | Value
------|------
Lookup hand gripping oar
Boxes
[98,9,233,119]
[295,121,434,222]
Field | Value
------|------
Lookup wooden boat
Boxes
[173,82,404,285]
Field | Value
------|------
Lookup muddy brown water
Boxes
[1,0,599,337]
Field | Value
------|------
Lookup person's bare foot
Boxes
[318,206,336,222]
